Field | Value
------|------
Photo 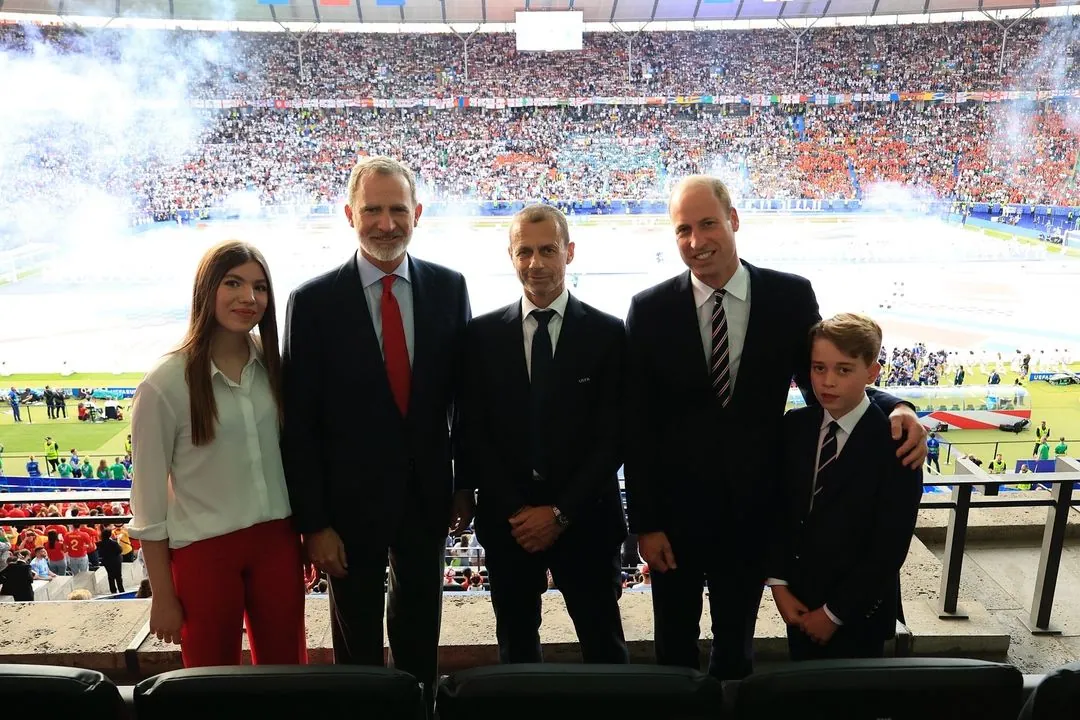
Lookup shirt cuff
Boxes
[823,604,844,625]
[765,578,788,586]
[126,522,168,542]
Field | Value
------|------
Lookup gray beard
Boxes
[361,236,410,263]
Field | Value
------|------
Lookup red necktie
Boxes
[380,275,411,416]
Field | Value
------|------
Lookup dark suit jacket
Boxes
[458,294,627,550]
[623,262,902,557]
[767,403,923,641]
[280,253,471,545]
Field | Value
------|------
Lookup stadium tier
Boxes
[2,18,1080,234]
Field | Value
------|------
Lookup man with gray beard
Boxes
[281,156,473,713]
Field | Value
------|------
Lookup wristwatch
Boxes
[551,506,570,528]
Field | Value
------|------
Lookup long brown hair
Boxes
[178,240,283,446]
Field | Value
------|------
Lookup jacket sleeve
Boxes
[558,319,626,522]
[623,297,662,534]
[791,275,822,407]
[280,287,332,535]
[825,454,923,624]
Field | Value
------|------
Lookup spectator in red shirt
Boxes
[63,527,91,575]
[44,530,67,576]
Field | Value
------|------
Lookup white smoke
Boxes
[0,21,240,258]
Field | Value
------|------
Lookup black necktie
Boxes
[711,290,732,407]
[530,309,554,477]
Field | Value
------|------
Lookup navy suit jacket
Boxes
[624,261,903,561]
[457,293,627,551]
[767,403,923,641]
[280,253,471,545]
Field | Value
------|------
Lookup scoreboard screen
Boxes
[515,11,584,52]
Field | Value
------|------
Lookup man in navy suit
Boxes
[459,204,628,664]
[768,313,923,660]
[623,176,928,680]
[281,157,473,709]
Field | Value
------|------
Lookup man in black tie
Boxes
[459,204,629,664]
[624,175,928,680]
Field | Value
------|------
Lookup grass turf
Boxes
[1,368,1077,473]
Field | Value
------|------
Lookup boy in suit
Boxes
[767,313,923,661]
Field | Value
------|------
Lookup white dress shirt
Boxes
[357,251,415,364]
[690,262,751,391]
[768,392,872,625]
[128,339,292,549]
[521,287,569,380]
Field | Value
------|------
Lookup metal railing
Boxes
[941,438,1076,467]
[922,456,1080,634]
[4,461,1080,632]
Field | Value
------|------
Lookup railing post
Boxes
[1023,457,1077,634]
[937,457,980,618]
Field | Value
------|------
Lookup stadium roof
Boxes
[0,0,1064,25]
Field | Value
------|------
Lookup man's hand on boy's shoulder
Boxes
[889,404,928,469]
[799,607,838,645]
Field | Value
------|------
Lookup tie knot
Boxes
[714,289,726,301]
[531,309,554,328]
[381,275,396,293]
[826,421,841,437]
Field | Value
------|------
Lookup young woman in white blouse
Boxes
[129,240,307,667]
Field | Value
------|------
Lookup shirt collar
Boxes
[690,261,749,310]
[822,391,872,436]
[357,250,410,289]
[209,335,264,380]
[522,287,570,320]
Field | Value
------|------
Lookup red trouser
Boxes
[171,518,308,667]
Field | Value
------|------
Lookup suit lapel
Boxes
[553,293,587,380]
[501,301,531,410]
[333,254,395,413]
[733,261,766,409]
[673,271,712,393]
[408,256,431,414]
[799,408,824,517]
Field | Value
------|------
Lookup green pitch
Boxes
[0,368,1077,474]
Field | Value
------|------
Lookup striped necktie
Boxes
[817,421,841,475]
[710,289,732,407]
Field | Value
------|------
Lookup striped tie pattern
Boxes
[710,290,732,406]
[817,421,841,475]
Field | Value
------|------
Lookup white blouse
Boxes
[128,344,292,549]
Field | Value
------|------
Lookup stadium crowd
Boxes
[2,19,1080,227]
[3,18,1079,97]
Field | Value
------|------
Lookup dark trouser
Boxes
[484,528,628,665]
[328,528,444,714]
[104,558,125,594]
[787,625,885,661]
[927,455,940,473]
[10,404,19,422]
[47,403,55,419]
[649,534,763,681]
[47,458,59,474]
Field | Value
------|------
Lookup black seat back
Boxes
[1019,661,1080,719]
[438,663,725,720]
[135,665,424,720]
[733,658,1023,720]
[0,664,126,718]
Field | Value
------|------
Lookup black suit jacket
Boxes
[767,403,923,641]
[280,253,471,545]
[458,294,627,550]
[624,262,902,555]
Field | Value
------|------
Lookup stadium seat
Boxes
[0,664,125,717]
[134,665,425,720]
[437,664,725,720]
[731,658,1023,720]
[1018,661,1080,719]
